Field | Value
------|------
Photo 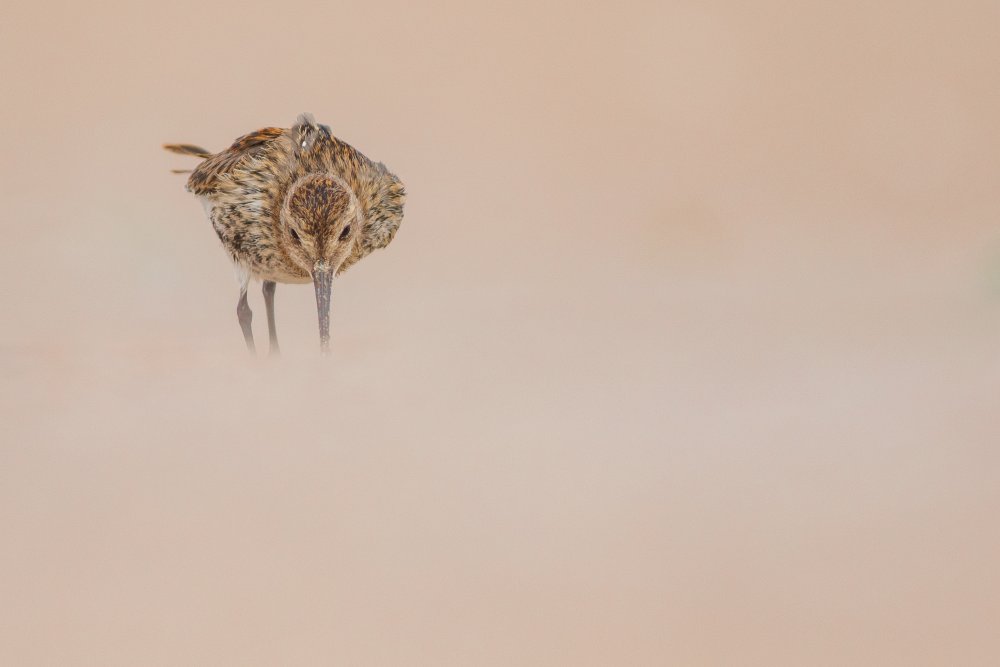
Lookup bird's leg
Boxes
[262,280,279,356]
[236,288,256,354]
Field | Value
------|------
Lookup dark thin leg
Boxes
[237,289,255,354]
[262,280,279,355]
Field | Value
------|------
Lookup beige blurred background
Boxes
[1,0,999,664]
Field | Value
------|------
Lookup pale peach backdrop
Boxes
[1,0,999,664]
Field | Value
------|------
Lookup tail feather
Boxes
[163,143,212,158]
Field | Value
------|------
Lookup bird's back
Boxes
[185,127,288,197]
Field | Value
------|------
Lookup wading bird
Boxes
[164,113,405,354]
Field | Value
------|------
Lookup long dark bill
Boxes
[312,265,334,355]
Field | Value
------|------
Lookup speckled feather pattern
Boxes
[166,115,405,284]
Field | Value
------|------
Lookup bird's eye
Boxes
[290,228,301,243]
[339,225,352,241]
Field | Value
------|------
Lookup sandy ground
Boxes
[1,1,999,664]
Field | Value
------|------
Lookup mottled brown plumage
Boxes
[164,113,405,354]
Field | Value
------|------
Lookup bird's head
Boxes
[280,173,363,352]
[281,174,362,273]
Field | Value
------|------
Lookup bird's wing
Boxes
[186,127,288,195]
